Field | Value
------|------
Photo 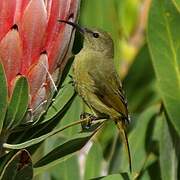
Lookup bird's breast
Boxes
[72,51,95,99]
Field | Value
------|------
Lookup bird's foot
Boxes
[80,112,98,121]
[80,112,98,130]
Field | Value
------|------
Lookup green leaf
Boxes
[138,171,151,180]
[33,132,96,174]
[0,149,33,180]
[159,114,179,180]
[50,156,80,180]
[0,62,8,133]
[84,142,103,179]
[116,0,139,37]
[147,0,180,134]
[109,106,159,176]
[124,45,157,113]
[100,174,129,180]
[44,82,75,122]
[4,76,29,129]
[97,121,117,158]
[172,0,180,12]
[41,132,81,179]
[58,95,83,137]
[0,151,16,175]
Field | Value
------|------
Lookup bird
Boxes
[58,19,132,172]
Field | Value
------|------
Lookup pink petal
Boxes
[14,0,30,24]
[44,0,80,72]
[45,0,53,20]
[43,0,68,56]
[0,0,16,41]
[27,53,48,97]
[57,24,75,71]
[19,0,47,73]
[0,27,22,86]
[30,86,47,112]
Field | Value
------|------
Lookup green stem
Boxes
[3,118,107,150]
[0,131,8,157]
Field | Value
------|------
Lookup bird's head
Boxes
[58,20,114,57]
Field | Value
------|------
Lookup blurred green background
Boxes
[80,0,144,75]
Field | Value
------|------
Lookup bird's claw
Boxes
[80,112,98,130]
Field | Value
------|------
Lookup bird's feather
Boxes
[87,58,129,120]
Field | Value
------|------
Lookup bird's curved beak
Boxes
[58,19,85,34]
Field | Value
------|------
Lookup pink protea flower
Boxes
[0,0,80,123]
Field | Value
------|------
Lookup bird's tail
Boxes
[116,120,132,173]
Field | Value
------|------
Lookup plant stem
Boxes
[0,131,8,157]
[3,118,107,150]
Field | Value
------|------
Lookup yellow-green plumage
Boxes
[73,29,132,172]
[73,31,128,119]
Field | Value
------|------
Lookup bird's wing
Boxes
[87,60,129,119]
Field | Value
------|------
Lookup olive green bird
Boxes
[59,20,132,172]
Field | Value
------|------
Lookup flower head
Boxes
[0,0,80,123]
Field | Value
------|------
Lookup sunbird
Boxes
[58,20,132,172]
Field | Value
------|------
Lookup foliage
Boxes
[0,0,180,179]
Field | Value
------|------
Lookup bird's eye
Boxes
[93,32,99,38]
